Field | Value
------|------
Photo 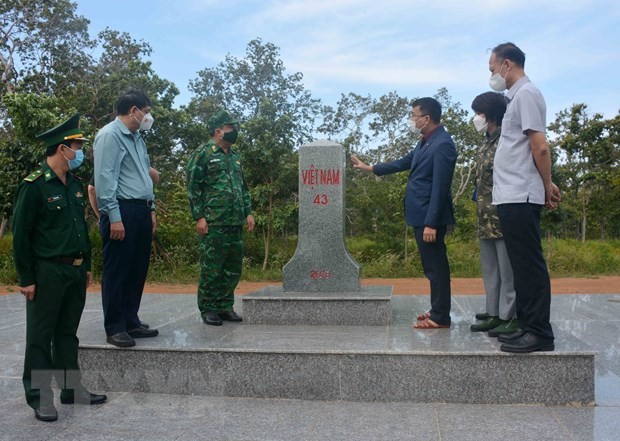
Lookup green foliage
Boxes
[0,234,17,284]
[1,232,619,284]
[1,3,619,285]
[546,239,620,276]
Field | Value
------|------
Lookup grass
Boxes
[1,234,618,284]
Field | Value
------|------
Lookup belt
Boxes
[51,256,84,266]
[118,198,153,208]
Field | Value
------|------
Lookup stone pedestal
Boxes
[242,285,392,325]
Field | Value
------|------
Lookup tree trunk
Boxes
[261,190,274,271]
[261,225,270,271]
[581,205,586,242]
[0,216,8,239]
[404,224,408,261]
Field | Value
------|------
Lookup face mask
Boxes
[473,114,488,133]
[62,146,84,170]
[134,109,155,131]
[222,128,239,144]
[489,62,508,92]
[409,116,427,136]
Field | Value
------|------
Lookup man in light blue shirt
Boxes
[93,88,159,347]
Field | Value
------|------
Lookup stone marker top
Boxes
[283,140,360,292]
[302,139,341,148]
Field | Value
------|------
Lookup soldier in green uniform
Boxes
[12,114,107,422]
[186,110,254,325]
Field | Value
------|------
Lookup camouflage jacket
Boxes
[475,127,503,239]
[186,140,252,226]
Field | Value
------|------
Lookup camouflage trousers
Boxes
[197,226,244,315]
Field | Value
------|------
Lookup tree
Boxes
[549,104,620,240]
[0,0,92,237]
[188,38,322,269]
[0,0,92,95]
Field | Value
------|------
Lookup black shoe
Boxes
[497,329,526,343]
[127,327,159,338]
[61,391,107,405]
[140,321,150,329]
[475,312,491,320]
[500,332,554,353]
[34,405,57,422]
[202,312,223,326]
[220,310,243,322]
[106,332,136,347]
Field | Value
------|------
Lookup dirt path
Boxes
[2,276,618,296]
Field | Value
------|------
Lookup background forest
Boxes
[1,1,619,284]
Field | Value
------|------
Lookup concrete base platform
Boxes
[71,294,595,406]
[242,285,392,325]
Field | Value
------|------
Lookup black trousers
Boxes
[100,202,152,336]
[414,226,451,325]
[497,203,554,340]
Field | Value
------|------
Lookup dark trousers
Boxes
[100,202,152,336]
[23,260,87,409]
[497,203,554,340]
[414,226,451,325]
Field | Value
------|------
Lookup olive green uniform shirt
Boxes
[13,162,92,286]
[186,140,252,226]
[475,127,503,240]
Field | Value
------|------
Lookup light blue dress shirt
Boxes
[93,118,154,223]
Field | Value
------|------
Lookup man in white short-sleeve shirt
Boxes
[488,42,561,353]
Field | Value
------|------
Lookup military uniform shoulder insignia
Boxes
[211,145,217,152]
[24,169,43,182]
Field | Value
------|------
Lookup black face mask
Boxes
[222,128,239,144]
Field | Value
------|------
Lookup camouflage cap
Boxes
[36,113,89,148]
[207,110,239,132]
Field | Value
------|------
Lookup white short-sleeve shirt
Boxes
[492,76,547,205]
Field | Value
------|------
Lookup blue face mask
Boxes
[63,146,84,170]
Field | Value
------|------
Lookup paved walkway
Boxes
[1,292,619,440]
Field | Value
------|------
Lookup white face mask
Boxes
[489,62,508,92]
[473,114,488,133]
[135,109,155,131]
[408,115,427,136]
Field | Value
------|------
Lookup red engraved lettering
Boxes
[310,270,332,279]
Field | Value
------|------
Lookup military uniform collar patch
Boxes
[24,169,43,182]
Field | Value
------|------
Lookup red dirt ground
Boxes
[3,277,617,296]
[1,276,618,296]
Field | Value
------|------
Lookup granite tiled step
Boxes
[76,294,595,406]
[79,344,594,405]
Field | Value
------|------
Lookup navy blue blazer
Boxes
[373,125,457,228]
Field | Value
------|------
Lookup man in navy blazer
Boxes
[351,97,457,328]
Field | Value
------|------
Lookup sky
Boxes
[75,0,620,123]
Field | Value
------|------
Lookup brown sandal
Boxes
[416,311,431,321]
[413,318,450,329]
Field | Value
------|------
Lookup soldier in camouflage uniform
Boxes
[186,110,254,326]
[469,92,518,335]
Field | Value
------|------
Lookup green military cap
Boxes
[207,110,239,132]
[35,113,89,148]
